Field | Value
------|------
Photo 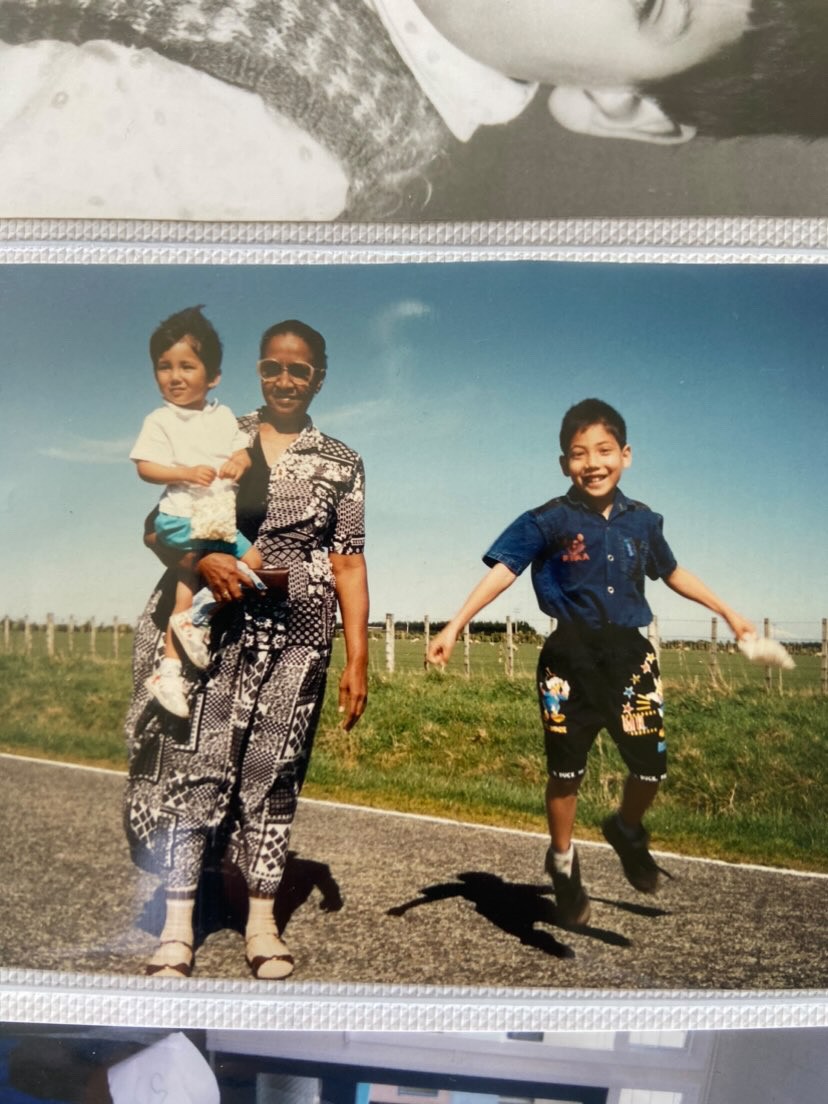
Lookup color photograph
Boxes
[3,1025,827,1103]
[0,1,826,220]
[0,259,826,990]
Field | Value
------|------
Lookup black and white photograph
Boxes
[0,258,826,993]
[0,0,826,221]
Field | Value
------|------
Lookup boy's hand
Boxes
[218,453,251,482]
[725,612,755,641]
[427,627,458,668]
[186,465,217,487]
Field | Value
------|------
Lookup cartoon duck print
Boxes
[541,673,571,723]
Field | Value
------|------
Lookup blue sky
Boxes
[1,260,826,639]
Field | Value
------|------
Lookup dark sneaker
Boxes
[602,814,660,893]
[545,846,591,928]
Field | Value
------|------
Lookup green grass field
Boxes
[1,635,826,872]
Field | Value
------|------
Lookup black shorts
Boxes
[537,625,667,783]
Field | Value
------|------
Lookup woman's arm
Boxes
[427,562,518,667]
[329,552,369,731]
[664,565,755,639]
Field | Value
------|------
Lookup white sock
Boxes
[245,895,279,940]
[149,896,194,969]
[158,657,183,677]
[552,844,574,878]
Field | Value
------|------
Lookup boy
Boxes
[130,306,262,717]
[428,398,754,928]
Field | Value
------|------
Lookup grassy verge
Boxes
[1,654,825,871]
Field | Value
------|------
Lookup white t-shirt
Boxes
[130,400,249,518]
[0,1,535,220]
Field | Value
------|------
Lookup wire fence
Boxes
[3,612,827,693]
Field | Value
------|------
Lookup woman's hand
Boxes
[338,658,368,731]
[329,552,369,730]
[198,552,254,602]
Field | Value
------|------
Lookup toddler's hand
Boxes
[187,465,218,486]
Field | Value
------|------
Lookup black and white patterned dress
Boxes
[123,415,365,896]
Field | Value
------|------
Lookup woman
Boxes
[124,319,368,980]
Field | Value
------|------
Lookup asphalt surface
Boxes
[2,754,826,989]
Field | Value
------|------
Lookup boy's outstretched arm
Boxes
[427,563,518,667]
[664,565,755,640]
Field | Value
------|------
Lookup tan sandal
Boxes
[245,932,294,980]
[145,939,194,978]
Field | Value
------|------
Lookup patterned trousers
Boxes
[125,574,330,896]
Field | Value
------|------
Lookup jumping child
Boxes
[428,398,754,927]
[130,305,262,717]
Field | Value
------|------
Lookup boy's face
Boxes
[416,0,752,86]
[560,422,631,512]
[154,338,218,410]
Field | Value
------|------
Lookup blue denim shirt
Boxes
[483,487,677,630]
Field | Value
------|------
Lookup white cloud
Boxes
[39,436,133,464]
[375,299,432,345]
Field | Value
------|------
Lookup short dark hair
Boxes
[259,319,328,375]
[149,305,223,381]
[559,399,627,454]
[642,0,828,138]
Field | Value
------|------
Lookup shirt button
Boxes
[607,554,614,562]
[607,586,615,594]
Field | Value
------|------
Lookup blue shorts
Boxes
[155,513,252,559]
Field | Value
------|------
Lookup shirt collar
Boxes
[164,399,217,419]
[256,410,318,448]
[566,485,632,518]
[365,0,537,141]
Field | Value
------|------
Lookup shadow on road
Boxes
[387,870,634,956]
[136,851,343,948]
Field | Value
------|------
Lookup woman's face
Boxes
[259,331,321,423]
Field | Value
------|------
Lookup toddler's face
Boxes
[153,337,217,410]
[417,0,752,86]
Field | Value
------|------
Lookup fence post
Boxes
[763,618,773,692]
[46,613,55,658]
[709,617,718,682]
[90,617,97,658]
[423,614,430,670]
[385,613,395,674]
[24,616,32,656]
[68,615,75,654]
[505,616,514,679]
[3,616,9,654]
[822,618,827,696]
[647,616,660,664]
[113,616,120,660]
[463,624,471,678]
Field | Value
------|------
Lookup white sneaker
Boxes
[145,670,190,717]
[170,611,211,669]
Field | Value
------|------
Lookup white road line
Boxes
[2,751,825,880]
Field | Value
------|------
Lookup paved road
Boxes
[1,754,826,989]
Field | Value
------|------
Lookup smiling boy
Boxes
[428,398,754,928]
